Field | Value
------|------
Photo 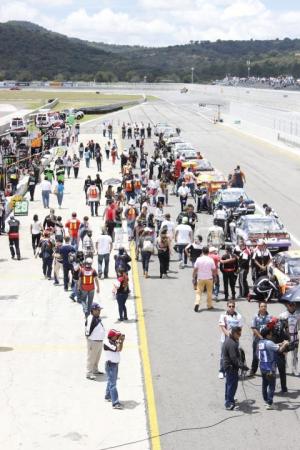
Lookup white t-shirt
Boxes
[41,179,52,191]
[194,255,215,280]
[31,221,42,235]
[218,312,243,342]
[103,338,120,363]
[178,186,190,197]
[97,235,112,255]
[175,224,192,244]
[161,220,175,238]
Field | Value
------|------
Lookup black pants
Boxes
[29,185,35,201]
[238,267,249,297]
[275,353,287,391]
[73,167,79,178]
[32,233,41,253]
[90,201,99,216]
[96,159,102,171]
[158,250,170,276]
[251,338,259,374]
[63,265,72,290]
[9,238,20,259]
[222,271,236,299]
[42,256,53,278]
[105,150,110,160]
[180,196,187,212]
[106,221,115,241]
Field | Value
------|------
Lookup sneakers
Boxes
[105,397,112,402]
[93,371,104,375]
[113,402,123,410]
[266,404,275,410]
[218,372,224,379]
[194,304,199,312]
[86,374,96,380]
[225,404,239,411]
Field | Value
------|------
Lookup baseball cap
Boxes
[182,216,188,224]
[91,303,103,311]
[209,246,218,253]
[108,329,121,338]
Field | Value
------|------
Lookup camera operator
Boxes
[258,326,289,409]
[223,326,245,410]
[104,329,125,409]
[269,317,290,393]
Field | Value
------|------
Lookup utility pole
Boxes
[191,67,194,84]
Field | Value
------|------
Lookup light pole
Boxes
[247,60,251,78]
[191,67,194,84]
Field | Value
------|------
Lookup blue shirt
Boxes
[59,244,75,265]
[258,339,279,373]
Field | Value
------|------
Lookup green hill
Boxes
[1,21,300,82]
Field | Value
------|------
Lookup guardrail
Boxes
[277,132,300,148]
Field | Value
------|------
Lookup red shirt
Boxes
[209,253,220,270]
[65,219,81,238]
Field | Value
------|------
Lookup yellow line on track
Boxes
[130,243,161,450]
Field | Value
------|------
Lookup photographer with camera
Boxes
[258,326,289,409]
[104,329,125,409]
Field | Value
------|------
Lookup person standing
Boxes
[279,301,300,376]
[85,303,105,380]
[104,329,125,409]
[250,302,271,376]
[193,246,216,312]
[220,246,238,301]
[78,257,100,318]
[7,215,21,260]
[218,301,243,379]
[41,176,52,209]
[258,327,289,409]
[97,228,113,279]
[223,326,243,410]
[177,181,189,212]
[252,239,272,281]
[157,227,171,278]
[235,241,251,298]
[30,214,42,255]
[114,269,130,321]
[87,181,100,217]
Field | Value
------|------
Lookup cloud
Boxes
[0,0,299,46]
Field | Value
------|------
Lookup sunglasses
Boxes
[228,305,235,308]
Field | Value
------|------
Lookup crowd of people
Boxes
[2,115,300,414]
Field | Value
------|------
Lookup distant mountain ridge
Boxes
[1,21,300,82]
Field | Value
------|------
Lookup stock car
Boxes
[183,158,214,173]
[268,250,300,296]
[235,214,291,252]
[154,123,170,136]
[213,188,255,213]
[9,117,28,137]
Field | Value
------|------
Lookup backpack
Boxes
[127,207,137,221]
[115,255,130,272]
[143,239,154,253]
[89,187,98,199]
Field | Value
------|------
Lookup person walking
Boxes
[65,212,81,249]
[105,142,111,160]
[79,143,84,159]
[28,171,37,201]
[97,228,113,279]
[177,181,189,212]
[7,215,21,260]
[39,231,54,279]
[41,176,52,209]
[59,236,76,291]
[95,145,102,172]
[104,329,125,409]
[30,214,42,255]
[175,216,192,268]
[85,303,105,380]
[223,326,243,410]
[114,269,130,321]
[73,155,80,179]
[56,181,64,209]
[79,257,100,318]
[157,226,171,278]
[66,156,72,178]
[87,181,100,217]
[84,147,91,168]
[124,199,138,241]
[193,246,216,312]
[139,228,154,278]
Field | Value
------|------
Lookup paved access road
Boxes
[104,94,300,450]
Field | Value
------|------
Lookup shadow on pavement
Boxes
[122,400,140,409]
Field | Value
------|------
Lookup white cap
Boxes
[209,246,218,253]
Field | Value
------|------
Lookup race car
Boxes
[235,214,291,252]
[183,158,214,173]
[9,117,28,137]
[212,188,255,213]
[268,250,300,296]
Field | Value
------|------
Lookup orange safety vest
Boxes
[67,219,80,237]
[125,180,133,192]
[134,180,141,190]
[80,268,95,291]
[127,207,137,220]
[89,187,98,199]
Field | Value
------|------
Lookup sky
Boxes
[0,0,300,46]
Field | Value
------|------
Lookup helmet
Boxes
[181,216,188,224]
[108,329,121,339]
[85,257,93,266]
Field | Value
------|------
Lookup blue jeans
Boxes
[85,158,90,168]
[177,244,188,264]
[71,282,80,301]
[42,190,50,208]
[262,371,276,405]
[57,192,63,206]
[127,221,135,240]
[116,292,128,320]
[141,251,151,272]
[80,290,95,317]
[42,256,53,278]
[98,254,110,277]
[71,236,78,251]
[225,369,239,407]
[105,361,119,405]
